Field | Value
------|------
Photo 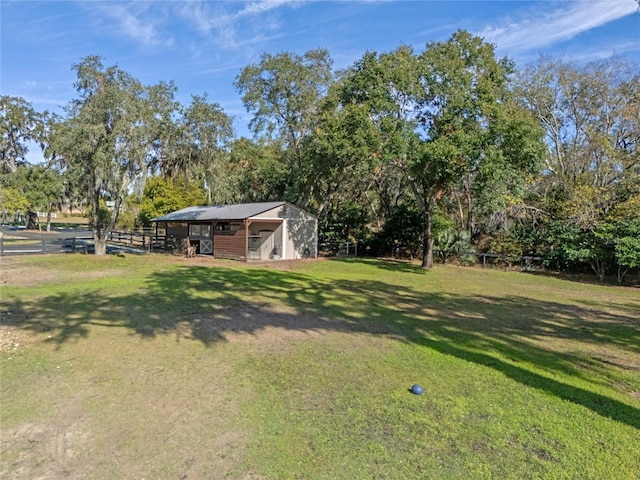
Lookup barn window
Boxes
[189,224,212,238]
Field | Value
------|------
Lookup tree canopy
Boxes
[2,33,638,280]
[49,55,177,254]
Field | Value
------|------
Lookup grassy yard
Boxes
[1,254,639,479]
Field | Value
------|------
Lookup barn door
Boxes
[259,230,273,260]
[199,239,213,254]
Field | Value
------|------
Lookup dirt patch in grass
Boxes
[4,420,92,480]
[1,256,51,287]
[0,325,22,354]
[1,327,254,479]
[0,258,129,288]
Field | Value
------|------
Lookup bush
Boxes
[434,230,476,265]
[488,231,522,267]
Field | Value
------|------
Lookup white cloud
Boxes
[88,2,174,48]
[177,0,309,50]
[239,0,303,17]
[482,0,638,54]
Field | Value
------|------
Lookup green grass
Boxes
[1,255,639,479]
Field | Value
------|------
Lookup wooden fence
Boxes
[477,253,544,270]
[107,230,158,250]
[69,231,169,253]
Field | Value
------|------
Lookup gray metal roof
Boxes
[151,202,286,222]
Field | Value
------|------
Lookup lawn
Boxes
[1,254,639,479]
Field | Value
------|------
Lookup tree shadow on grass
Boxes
[330,256,427,274]
[3,262,639,429]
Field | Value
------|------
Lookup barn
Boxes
[151,202,318,261]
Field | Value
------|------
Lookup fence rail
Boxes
[107,230,154,250]
[476,253,544,269]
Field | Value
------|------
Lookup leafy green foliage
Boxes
[0,164,63,229]
[167,94,235,204]
[339,31,543,268]
[235,49,334,208]
[0,96,46,173]
[434,229,477,265]
[0,186,29,222]
[138,176,205,225]
[230,137,289,202]
[516,57,640,280]
[371,203,423,256]
[320,201,370,244]
[0,47,636,281]
[488,230,524,267]
[50,56,178,254]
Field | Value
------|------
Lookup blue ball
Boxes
[411,384,424,395]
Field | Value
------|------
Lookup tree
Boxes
[519,56,640,279]
[302,89,383,228]
[235,49,334,208]
[22,165,64,231]
[610,193,640,283]
[0,186,29,223]
[411,31,544,268]
[180,95,235,204]
[1,96,46,173]
[0,164,63,229]
[138,175,205,225]
[337,46,423,241]
[50,56,177,255]
[147,94,235,205]
[230,137,288,202]
[520,57,639,222]
[340,32,543,268]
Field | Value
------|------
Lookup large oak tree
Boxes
[341,31,544,268]
[50,56,177,255]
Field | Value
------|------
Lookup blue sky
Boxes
[1,0,639,162]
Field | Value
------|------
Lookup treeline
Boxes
[1,31,638,280]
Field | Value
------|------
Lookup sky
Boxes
[1,0,639,163]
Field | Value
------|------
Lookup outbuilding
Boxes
[151,201,318,261]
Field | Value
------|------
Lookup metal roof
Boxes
[151,201,287,222]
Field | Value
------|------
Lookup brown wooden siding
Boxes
[213,228,246,260]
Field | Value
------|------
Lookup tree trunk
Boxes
[94,237,108,256]
[465,178,473,233]
[90,185,107,255]
[26,211,40,230]
[421,202,434,269]
[617,266,628,285]
[46,206,52,232]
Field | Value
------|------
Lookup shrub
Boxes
[434,230,476,265]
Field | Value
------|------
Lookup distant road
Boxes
[0,226,92,256]
[0,226,149,256]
